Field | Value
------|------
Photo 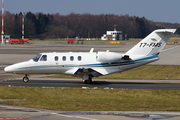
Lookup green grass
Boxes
[0,87,180,111]
[169,37,180,42]
[50,65,180,80]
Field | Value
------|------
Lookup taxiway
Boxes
[1,77,180,90]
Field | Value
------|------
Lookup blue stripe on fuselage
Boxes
[134,55,158,62]
[68,55,159,67]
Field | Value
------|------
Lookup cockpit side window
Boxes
[40,55,47,61]
[32,54,42,62]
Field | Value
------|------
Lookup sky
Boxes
[1,0,180,23]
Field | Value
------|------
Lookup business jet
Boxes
[4,29,176,84]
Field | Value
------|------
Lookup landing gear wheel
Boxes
[23,75,29,83]
[84,77,92,84]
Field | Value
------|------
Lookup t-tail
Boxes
[125,29,176,58]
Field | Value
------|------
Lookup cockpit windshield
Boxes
[32,54,42,62]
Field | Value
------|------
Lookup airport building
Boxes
[101,30,123,40]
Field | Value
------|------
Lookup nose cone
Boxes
[4,65,14,73]
[4,61,33,74]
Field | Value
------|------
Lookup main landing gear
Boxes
[22,74,29,83]
[84,77,92,84]
[83,74,92,84]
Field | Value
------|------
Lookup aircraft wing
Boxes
[92,67,120,75]
[74,68,102,77]
[65,68,80,75]
[74,67,120,77]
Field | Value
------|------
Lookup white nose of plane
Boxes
[4,62,24,73]
[4,65,14,73]
[4,60,34,74]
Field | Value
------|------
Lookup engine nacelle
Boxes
[96,52,123,63]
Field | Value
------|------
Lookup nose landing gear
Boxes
[23,74,29,83]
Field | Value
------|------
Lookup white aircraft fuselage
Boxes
[4,29,176,83]
[4,52,158,75]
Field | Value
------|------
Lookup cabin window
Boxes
[40,55,47,61]
[70,56,74,61]
[62,56,66,61]
[55,56,58,61]
[78,56,82,61]
[32,54,42,62]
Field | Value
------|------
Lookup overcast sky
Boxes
[2,0,180,23]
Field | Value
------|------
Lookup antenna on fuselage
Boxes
[89,48,94,53]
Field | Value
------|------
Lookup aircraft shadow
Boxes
[91,81,157,85]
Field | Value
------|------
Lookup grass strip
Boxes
[50,65,180,80]
[0,86,180,111]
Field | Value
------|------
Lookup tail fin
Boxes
[125,29,176,57]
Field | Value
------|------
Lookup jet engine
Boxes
[96,51,123,63]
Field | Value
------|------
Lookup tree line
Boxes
[1,11,180,39]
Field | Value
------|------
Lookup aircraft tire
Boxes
[23,76,29,83]
[84,78,92,84]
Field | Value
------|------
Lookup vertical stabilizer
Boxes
[125,29,176,57]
